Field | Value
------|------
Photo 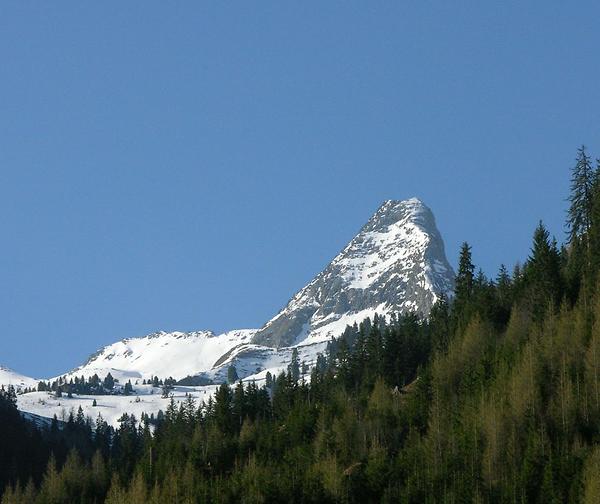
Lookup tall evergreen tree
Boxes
[567,145,595,243]
[455,242,474,301]
[525,221,562,320]
[124,380,133,396]
[493,264,513,326]
[103,373,114,391]
[429,294,450,352]
[288,348,300,382]
[227,365,239,384]
[587,158,600,284]
[453,242,475,330]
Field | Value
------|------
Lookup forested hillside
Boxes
[2,146,600,503]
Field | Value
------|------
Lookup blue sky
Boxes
[1,2,599,377]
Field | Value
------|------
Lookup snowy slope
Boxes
[57,329,256,383]
[17,385,220,428]
[195,198,455,383]
[15,197,455,423]
[0,366,38,391]
[252,198,454,347]
[54,198,453,386]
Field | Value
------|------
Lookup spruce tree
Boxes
[525,221,562,320]
[103,373,114,391]
[76,406,85,426]
[494,264,513,326]
[587,159,600,285]
[213,384,234,434]
[429,294,450,352]
[265,371,273,390]
[227,365,239,384]
[567,145,595,243]
[124,380,133,396]
[288,348,300,382]
[455,243,474,299]
[453,242,475,330]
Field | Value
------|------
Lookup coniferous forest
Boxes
[2,146,600,503]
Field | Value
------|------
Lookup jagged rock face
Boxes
[252,198,455,348]
[11,197,457,426]
[8,198,454,386]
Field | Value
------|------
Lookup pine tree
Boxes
[103,372,115,391]
[587,160,600,285]
[76,405,85,426]
[496,264,511,303]
[161,382,172,399]
[288,348,300,382]
[124,380,133,396]
[213,384,234,434]
[429,294,450,352]
[567,145,595,243]
[265,371,273,390]
[525,221,562,320]
[227,365,239,384]
[232,381,246,430]
[453,242,475,330]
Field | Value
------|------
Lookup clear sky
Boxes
[1,2,599,377]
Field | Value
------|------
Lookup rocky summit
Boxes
[5,198,455,425]
[252,198,455,348]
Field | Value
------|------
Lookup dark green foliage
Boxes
[227,364,239,384]
[176,374,214,386]
[429,293,450,352]
[568,145,595,243]
[522,221,563,320]
[36,372,130,397]
[288,348,300,382]
[3,146,600,502]
[453,241,475,331]
[103,372,114,391]
[123,380,133,396]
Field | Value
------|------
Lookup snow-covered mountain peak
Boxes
[252,198,454,347]
[363,198,433,233]
[14,198,456,425]
[334,198,440,289]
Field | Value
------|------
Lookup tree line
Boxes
[1,145,600,502]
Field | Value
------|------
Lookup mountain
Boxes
[14,197,455,424]
[252,198,454,347]
[55,197,454,385]
[0,366,38,391]
[57,329,256,383]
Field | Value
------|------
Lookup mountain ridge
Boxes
[252,197,454,347]
[3,198,454,393]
